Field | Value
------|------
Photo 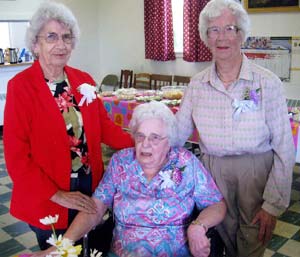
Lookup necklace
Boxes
[216,70,238,85]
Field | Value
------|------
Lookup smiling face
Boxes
[33,19,73,71]
[207,9,243,62]
[135,118,170,178]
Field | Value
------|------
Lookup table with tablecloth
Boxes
[101,96,299,161]
[101,96,199,142]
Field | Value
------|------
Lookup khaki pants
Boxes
[201,151,273,257]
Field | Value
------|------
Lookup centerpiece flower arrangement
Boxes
[15,215,102,257]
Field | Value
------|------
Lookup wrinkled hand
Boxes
[187,224,210,257]
[251,208,276,245]
[51,190,97,214]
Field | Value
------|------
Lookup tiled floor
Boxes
[0,142,300,256]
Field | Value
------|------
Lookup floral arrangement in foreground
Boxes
[16,214,102,257]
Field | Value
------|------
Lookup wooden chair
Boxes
[119,69,133,88]
[150,74,172,90]
[133,73,151,89]
[99,74,119,92]
[173,75,191,86]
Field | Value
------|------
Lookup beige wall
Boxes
[1,0,299,98]
[0,0,43,20]
[57,0,100,80]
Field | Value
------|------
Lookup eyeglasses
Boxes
[207,25,240,39]
[37,32,74,44]
[134,132,167,145]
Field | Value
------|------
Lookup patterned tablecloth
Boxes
[101,96,199,143]
[101,96,299,150]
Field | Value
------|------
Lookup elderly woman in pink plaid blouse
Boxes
[176,0,295,256]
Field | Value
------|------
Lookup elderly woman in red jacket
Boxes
[3,1,133,252]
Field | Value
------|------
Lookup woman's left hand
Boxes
[187,224,210,257]
[251,208,276,245]
[51,190,97,214]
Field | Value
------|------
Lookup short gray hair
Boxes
[199,0,250,46]
[26,1,80,58]
[129,101,178,147]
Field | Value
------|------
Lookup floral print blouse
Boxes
[93,147,223,257]
[48,78,90,175]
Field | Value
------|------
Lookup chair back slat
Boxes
[120,69,133,88]
[173,75,191,86]
[150,74,172,90]
[133,73,151,89]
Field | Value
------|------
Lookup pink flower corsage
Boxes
[160,165,186,189]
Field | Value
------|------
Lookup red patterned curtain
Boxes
[183,0,212,62]
[144,0,176,61]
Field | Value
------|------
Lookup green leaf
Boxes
[179,165,186,172]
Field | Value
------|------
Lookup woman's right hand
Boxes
[187,224,211,257]
[50,190,97,213]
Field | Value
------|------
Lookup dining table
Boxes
[101,95,199,143]
[101,96,300,161]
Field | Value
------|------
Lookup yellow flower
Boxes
[54,244,82,257]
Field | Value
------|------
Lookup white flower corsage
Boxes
[78,83,96,106]
[232,87,260,120]
[232,99,258,120]
[160,170,175,189]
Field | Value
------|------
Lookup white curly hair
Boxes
[199,0,250,46]
[129,101,179,147]
[26,1,80,58]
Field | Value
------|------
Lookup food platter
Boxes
[115,88,137,100]
[161,86,185,100]
[100,86,185,106]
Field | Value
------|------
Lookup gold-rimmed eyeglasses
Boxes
[207,25,240,39]
[37,32,74,44]
[134,132,167,145]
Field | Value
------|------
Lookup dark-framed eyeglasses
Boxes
[207,25,240,39]
[37,32,74,44]
[134,132,167,145]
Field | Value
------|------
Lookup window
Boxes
[0,21,28,50]
[172,0,183,53]
[0,22,10,49]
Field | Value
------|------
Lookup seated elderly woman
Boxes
[37,101,226,257]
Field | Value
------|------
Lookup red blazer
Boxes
[4,61,133,229]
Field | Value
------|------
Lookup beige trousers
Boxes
[200,151,273,257]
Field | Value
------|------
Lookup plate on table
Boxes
[161,86,185,100]
[100,91,115,97]
[161,99,181,106]
[117,94,136,100]
[115,88,137,100]
[135,95,163,102]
